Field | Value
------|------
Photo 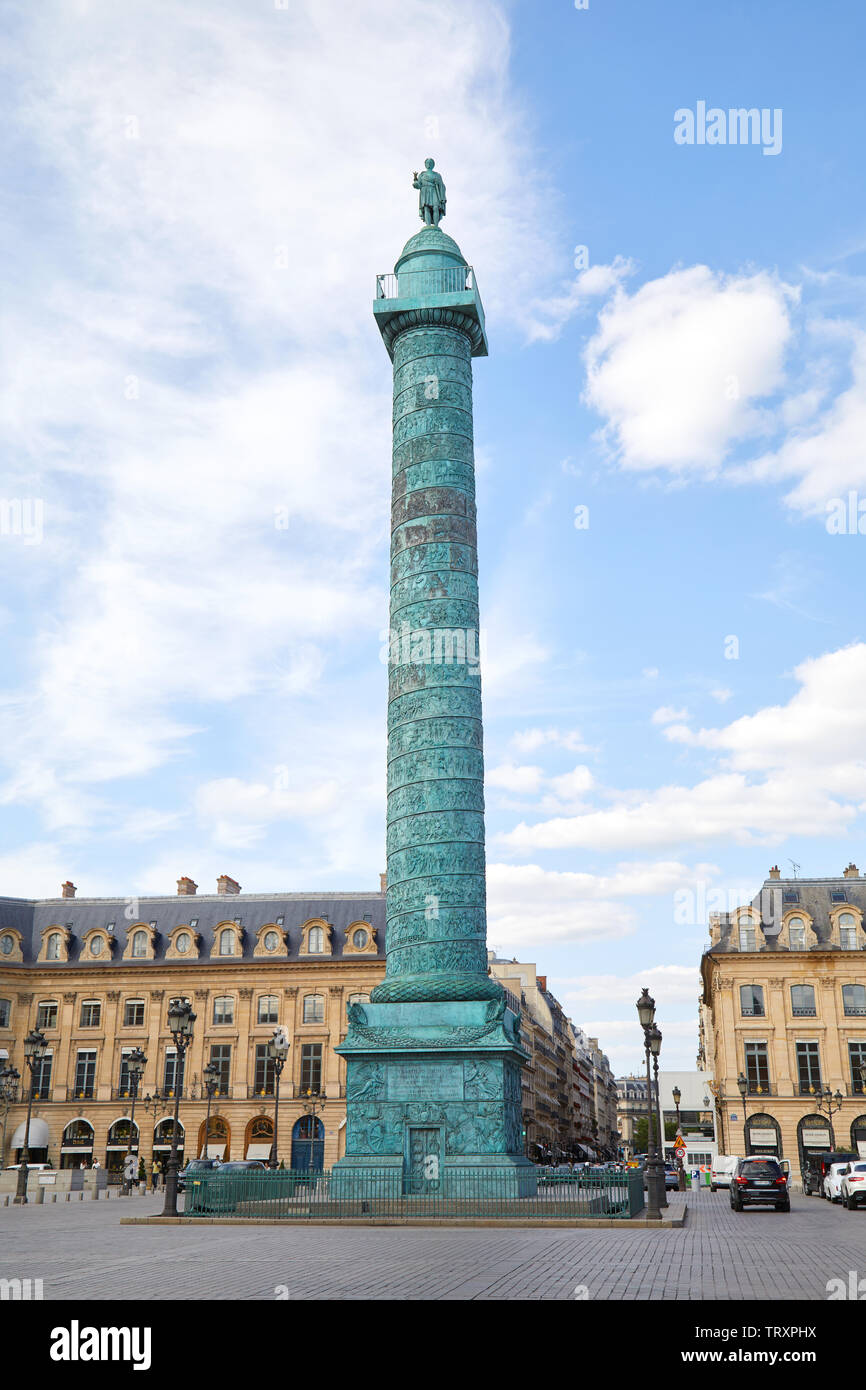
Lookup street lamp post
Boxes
[672,1084,686,1192]
[200,1061,219,1159]
[0,1064,21,1170]
[649,1026,667,1209]
[636,989,663,1220]
[267,1030,290,1169]
[123,1047,147,1194]
[737,1071,749,1154]
[815,1086,844,1125]
[14,1029,48,1205]
[161,999,196,1217]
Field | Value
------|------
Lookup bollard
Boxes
[79,1191,84,1201]
[51,1193,57,1203]
[35,1187,45,1205]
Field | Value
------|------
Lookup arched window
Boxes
[219,929,236,956]
[839,913,860,951]
[153,1118,184,1164]
[46,933,61,960]
[198,1115,229,1160]
[212,996,234,1026]
[131,930,148,958]
[60,1119,94,1170]
[245,1115,274,1162]
[348,993,369,1006]
[788,917,807,950]
[303,994,324,1024]
[307,926,324,954]
[352,927,369,950]
[258,995,279,1024]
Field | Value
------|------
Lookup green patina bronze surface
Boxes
[333,166,533,1195]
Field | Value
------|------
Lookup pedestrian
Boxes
[91,1158,100,1170]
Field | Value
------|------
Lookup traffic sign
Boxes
[674,1145,686,1159]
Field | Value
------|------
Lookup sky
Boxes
[2,0,866,1073]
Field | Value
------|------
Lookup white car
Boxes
[841,1161,866,1209]
[823,1161,851,1203]
[710,1155,740,1191]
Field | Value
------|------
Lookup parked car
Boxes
[841,1161,866,1209]
[212,1160,268,1175]
[177,1158,220,1193]
[730,1157,790,1212]
[4,1162,53,1171]
[823,1161,851,1203]
[710,1155,740,1192]
[802,1150,857,1197]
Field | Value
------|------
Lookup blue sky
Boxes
[2,0,866,1071]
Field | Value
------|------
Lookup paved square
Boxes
[2,1186,865,1300]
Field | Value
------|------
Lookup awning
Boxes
[152,1143,183,1151]
[12,1119,50,1149]
[206,1142,227,1158]
[105,1145,139,1152]
[245,1143,272,1160]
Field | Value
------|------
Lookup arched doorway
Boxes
[851,1114,866,1158]
[745,1113,782,1157]
[797,1113,834,1178]
[105,1118,139,1181]
[244,1115,274,1162]
[197,1115,229,1160]
[153,1118,184,1175]
[291,1115,324,1171]
[60,1119,94,1170]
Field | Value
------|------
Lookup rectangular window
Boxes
[850,1041,866,1095]
[124,1000,145,1028]
[739,926,756,951]
[303,994,324,1024]
[254,1043,276,1096]
[79,1000,101,1028]
[744,1041,770,1093]
[841,926,859,951]
[74,1050,97,1098]
[212,997,234,1026]
[163,1049,185,1096]
[300,1043,322,1094]
[0,998,10,1029]
[118,1049,134,1096]
[257,996,279,1025]
[32,1052,52,1099]
[790,984,816,1016]
[740,984,765,1017]
[209,1044,231,1095]
[796,1041,822,1095]
[37,1001,58,1030]
[788,923,806,950]
[843,984,866,1017]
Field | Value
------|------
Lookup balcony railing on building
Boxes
[375,266,476,300]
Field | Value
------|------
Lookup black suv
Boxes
[177,1158,220,1193]
[730,1157,790,1212]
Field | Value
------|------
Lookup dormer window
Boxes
[47,933,61,960]
[839,913,859,951]
[90,936,103,956]
[788,918,807,950]
[308,926,324,954]
[219,929,236,956]
[739,925,756,952]
[132,930,148,958]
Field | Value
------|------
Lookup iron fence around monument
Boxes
[183,1167,646,1222]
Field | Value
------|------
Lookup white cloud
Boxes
[525,255,634,343]
[486,859,716,947]
[501,643,866,853]
[486,763,545,795]
[510,727,589,754]
[583,266,796,473]
[652,706,689,725]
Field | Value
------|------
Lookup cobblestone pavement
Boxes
[1,1186,865,1300]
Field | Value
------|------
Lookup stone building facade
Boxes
[0,880,385,1175]
[699,864,866,1179]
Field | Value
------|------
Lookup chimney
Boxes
[379,872,387,893]
[768,865,781,880]
[61,881,76,899]
[177,877,198,896]
[844,863,859,879]
[536,975,547,991]
[217,875,241,896]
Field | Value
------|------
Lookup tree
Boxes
[633,1118,678,1151]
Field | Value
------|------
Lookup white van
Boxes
[710,1155,740,1191]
